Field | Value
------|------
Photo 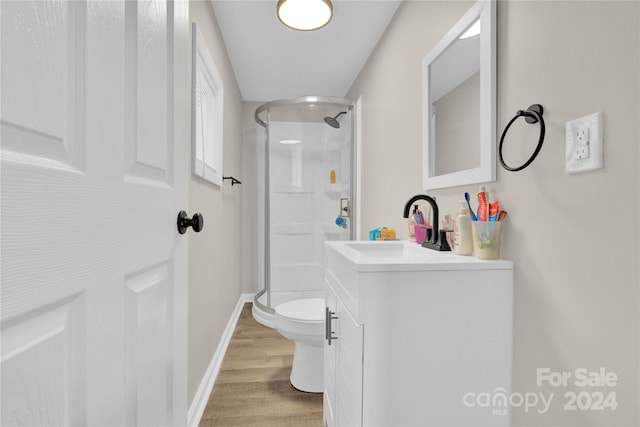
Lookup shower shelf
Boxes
[272,223,315,234]
[271,184,314,194]
[323,183,349,194]
[271,224,349,235]
[323,224,349,233]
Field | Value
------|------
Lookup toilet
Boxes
[274,298,325,393]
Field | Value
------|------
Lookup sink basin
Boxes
[326,240,512,272]
[342,241,425,258]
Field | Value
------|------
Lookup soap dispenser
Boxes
[453,201,473,255]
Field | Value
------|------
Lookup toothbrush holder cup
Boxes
[471,221,504,260]
[414,225,426,245]
[414,225,433,245]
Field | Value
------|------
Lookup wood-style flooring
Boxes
[199,303,323,427]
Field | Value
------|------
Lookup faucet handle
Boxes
[425,227,433,243]
[438,230,452,251]
[421,229,452,251]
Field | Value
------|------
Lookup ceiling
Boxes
[210,0,402,102]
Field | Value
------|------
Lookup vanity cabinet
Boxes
[323,241,514,427]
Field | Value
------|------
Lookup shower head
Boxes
[324,111,347,129]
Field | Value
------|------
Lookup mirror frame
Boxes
[422,0,496,190]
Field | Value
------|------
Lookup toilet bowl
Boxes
[274,298,325,393]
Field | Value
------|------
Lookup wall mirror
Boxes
[422,0,495,190]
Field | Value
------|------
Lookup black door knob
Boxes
[177,211,204,234]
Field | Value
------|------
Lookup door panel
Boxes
[124,0,172,185]
[0,0,85,172]
[1,294,85,426]
[124,261,174,425]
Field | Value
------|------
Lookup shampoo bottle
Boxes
[453,201,473,255]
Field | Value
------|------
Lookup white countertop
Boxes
[325,240,513,272]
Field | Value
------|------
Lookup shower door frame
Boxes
[254,96,357,315]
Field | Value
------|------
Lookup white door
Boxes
[1,1,189,425]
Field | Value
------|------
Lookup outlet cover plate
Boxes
[565,112,604,174]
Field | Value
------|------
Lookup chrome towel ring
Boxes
[498,104,545,172]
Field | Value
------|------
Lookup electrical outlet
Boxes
[573,123,590,159]
[576,126,589,145]
[575,144,589,160]
[566,112,603,174]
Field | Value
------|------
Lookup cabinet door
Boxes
[324,283,338,427]
[335,297,363,427]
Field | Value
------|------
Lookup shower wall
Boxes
[267,120,351,303]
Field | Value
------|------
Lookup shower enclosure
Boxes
[253,96,356,326]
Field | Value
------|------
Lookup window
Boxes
[192,22,224,186]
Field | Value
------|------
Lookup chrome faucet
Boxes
[403,194,451,251]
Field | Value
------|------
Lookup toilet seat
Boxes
[274,298,325,338]
[275,298,324,321]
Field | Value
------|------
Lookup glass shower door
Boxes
[267,110,353,307]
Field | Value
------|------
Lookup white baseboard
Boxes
[187,293,255,427]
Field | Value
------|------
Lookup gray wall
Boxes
[348,1,639,425]
[188,0,244,405]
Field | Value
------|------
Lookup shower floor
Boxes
[199,303,323,426]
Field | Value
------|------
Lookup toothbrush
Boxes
[464,192,477,221]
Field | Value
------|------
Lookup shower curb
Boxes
[188,293,255,427]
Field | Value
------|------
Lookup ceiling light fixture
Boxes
[277,0,333,31]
